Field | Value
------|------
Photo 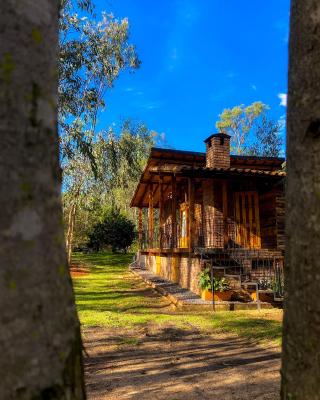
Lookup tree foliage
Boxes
[88,209,135,252]
[216,102,284,156]
[216,102,267,154]
[62,120,163,250]
[247,116,284,157]
[59,0,140,165]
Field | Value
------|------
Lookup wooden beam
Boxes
[148,184,154,247]
[153,182,170,207]
[159,175,164,250]
[188,177,195,252]
[136,181,152,208]
[138,207,143,249]
[172,175,177,248]
[222,181,228,247]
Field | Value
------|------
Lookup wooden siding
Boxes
[259,191,277,249]
[234,191,261,249]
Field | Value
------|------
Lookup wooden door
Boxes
[234,191,261,248]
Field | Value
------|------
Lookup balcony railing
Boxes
[140,220,279,252]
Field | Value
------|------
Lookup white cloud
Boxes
[278,93,287,107]
[251,84,257,91]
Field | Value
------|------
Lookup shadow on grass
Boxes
[212,314,282,344]
[84,325,281,399]
[73,251,282,345]
[73,251,133,267]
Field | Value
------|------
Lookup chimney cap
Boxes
[204,132,231,144]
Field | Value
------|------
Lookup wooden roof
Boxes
[130,147,285,208]
[150,147,285,168]
[150,165,286,177]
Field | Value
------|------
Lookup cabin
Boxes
[131,133,285,301]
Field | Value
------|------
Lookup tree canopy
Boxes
[59,0,144,257]
[62,120,163,251]
[59,0,140,165]
[216,102,284,156]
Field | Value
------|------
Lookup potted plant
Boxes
[247,278,273,302]
[198,268,233,301]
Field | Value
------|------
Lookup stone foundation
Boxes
[139,252,202,295]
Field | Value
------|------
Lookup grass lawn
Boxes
[72,251,283,345]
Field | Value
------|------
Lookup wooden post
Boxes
[202,179,214,248]
[148,184,154,248]
[188,177,195,252]
[222,181,228,247]
[172,175,177,248]
[159,175,164,250]
[138,207,143,249]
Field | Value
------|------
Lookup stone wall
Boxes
[141,252,202,295]
[138,253,147,269]
[178,256,202,294]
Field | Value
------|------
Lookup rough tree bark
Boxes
[281,1,320,399]
[0,1,86,399]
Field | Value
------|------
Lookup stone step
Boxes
[129,265,275,311]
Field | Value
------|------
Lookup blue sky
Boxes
[96,0,290,152]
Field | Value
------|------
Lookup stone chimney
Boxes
[204,132,231,168]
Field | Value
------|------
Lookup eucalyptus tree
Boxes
[59,0,140,164]
[247,116,283,157]
[281,0,320,398]
[101,120,157,214]
[216,102,283,156]
[63,120,159,252]
[59,0,140,258]
[0,1,85,398]
[63,153,95,262]
[216,102,267,154]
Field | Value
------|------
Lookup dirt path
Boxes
[83,324,281,400]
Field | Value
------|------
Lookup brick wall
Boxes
[258,186,285,251]
[194,203,203,246]
[275,188,285,251]
[205,133,231,169]
[138,253,147,269]
[202,179,214,247]
[178,256,202,294]
[141,253,202,295]
[146,254,156,273]
[202,179,224,247]
[160,255,171,280]
[259,191,277,249]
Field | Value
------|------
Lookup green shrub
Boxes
[198,268,230,292]
[87,209,135,252]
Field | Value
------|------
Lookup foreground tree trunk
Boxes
[281,1,320,399]
[0,2,85,399]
